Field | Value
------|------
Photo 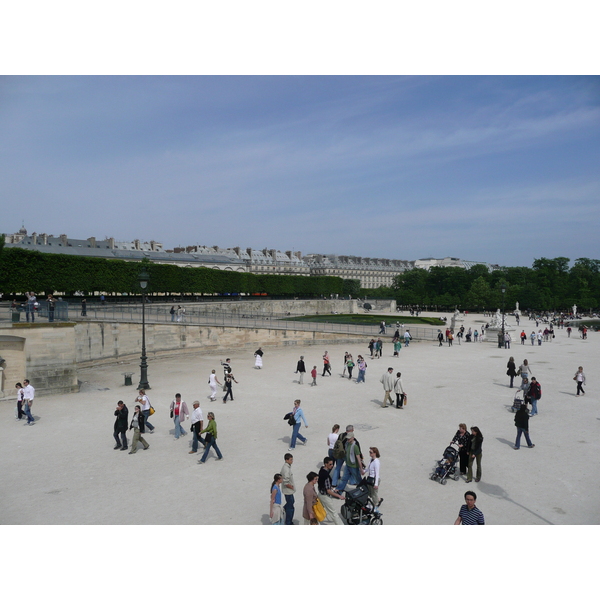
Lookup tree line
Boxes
[0,247,346,298]
[391,258,600,312]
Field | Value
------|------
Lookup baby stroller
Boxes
[429,444,459,485]
[511,389,524,412]
[340,483,383,525]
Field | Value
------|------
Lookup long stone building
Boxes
[3,226,497,288]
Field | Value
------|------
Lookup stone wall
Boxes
[0,323,79,399]
[74,321,368,366]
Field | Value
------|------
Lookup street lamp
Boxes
[500,284,506,349]
[138,266,150,390]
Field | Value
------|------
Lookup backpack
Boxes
[333,433,361,460]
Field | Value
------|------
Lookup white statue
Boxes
[573,304,577,316]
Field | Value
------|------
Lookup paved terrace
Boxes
[1,311,598,525]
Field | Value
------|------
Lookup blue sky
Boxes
[1,75,598,267]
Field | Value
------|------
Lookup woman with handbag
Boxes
[361,447,381,507]
[289,399,308,450]
[506,357,517,389]
[451,423,471,477]
[466,426,484,483]
[302,472,319,525]
[136,388,155,433]
[269,474,284,525]
[198,412,223,464]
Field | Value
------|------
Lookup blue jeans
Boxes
[336,465,360,492]
[515,427,533,448]
[23,402,34,424]
[530,399,538,415]
[332,457,345,486]
[199,437,222,462]
[356,370,365,383]
[192,429,206,452]
[283,493,295,525]
[173,416,186,438]
[142,409,154,431]
[290,422,306,449]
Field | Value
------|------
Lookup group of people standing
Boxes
[271,422,382,525]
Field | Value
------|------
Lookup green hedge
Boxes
[0,248,344,297]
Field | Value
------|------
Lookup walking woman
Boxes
[169,393,189,439]
[327,424,340,459]
[506,357,518,388]
[302,472,319,525]
[289,399,308,450]
[346,355,354,380]
[451,423,471,477]
[198,412,223,463]
[128,405,150,453]
[136,388,155,432]
[574,366,586,396]
[208,369,222,401]
[518,359,532,384]
[356,356,367,383]
[223,372,238,403]
[15,382,24,420]
[466,426,484,483]
[270,474,284,524]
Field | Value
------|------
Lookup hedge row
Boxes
[0,248,345,297]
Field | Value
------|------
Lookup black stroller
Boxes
[430,444,459,485]
[340,483,383,525]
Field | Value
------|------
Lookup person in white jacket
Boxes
[362,447,382,507]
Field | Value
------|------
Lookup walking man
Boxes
[281,453,296,525]
[113,401,129,450]
[295,355,306,384]
[526,377,542,416]
[454,491,485,525]
[128,405,149,454]
[189,400,205,454]
[22,379,35,425]
[335,432,364,493]
[379,367,395,408]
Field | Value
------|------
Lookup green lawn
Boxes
[281,314,444,326]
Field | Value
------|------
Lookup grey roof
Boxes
[5,243,245,266]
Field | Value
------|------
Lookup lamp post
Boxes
[500,284,506,349]
[138,267,150,390]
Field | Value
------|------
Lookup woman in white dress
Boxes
[208,369,222,402]
[254,347,264,369]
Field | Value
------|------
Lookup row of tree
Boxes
[0,246,345,298]
[390,258,600,312]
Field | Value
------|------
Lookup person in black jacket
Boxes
[506,356,518,388]
[466,426,483,483]
[295,355,306,384]
[128,405,149,454]
[113,401,129,451]
[514,404,535,450]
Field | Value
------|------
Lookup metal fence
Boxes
[0,302,440,341]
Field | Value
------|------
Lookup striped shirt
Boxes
[458,504,485,525]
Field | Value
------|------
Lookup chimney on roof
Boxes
[87,236,96,248]
[32,232,38,245]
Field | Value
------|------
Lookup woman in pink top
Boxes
[170,393,189,439]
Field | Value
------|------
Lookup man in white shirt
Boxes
[22,379,35,425]
[189,401,205,454]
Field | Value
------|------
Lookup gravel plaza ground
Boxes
[2,311,598,527]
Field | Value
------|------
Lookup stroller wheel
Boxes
[441,478,447,485]
[371,517,383,525]
[454,475,459,481]
[430,474,436,480]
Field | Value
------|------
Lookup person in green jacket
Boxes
[198,412,223,464]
